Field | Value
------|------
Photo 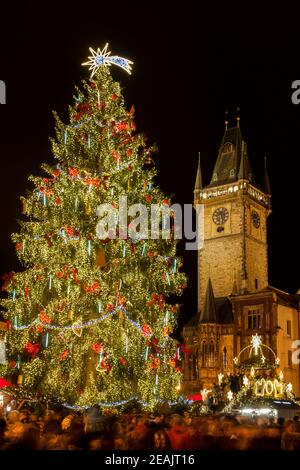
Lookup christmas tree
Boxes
[0,45,186,409]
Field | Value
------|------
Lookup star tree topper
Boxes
[82,43,133,77]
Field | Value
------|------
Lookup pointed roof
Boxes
[199,278,218,323]
[194,152,202,191]
[263,156,271,195]
[184,297,233,328]
[207,125,255,187]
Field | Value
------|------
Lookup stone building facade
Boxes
[183,119,300,397]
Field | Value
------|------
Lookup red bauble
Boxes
[53,169,60,177]
[60,349,69,360]
[65,226,75,236]
[16,243,23,252]
[145,194,152,203]
[119,357,128,366]
[25,342,40,356]
[39,310,51,324]
[55,197,62,205]
[142,324,152,337]
[111,93,118,100]
[92,343,102,354]
[68,167,78,177]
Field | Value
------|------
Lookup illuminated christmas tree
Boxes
[0,45,186,409]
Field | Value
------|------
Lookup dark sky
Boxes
[0,1,299,329]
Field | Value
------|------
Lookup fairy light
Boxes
[145,346,150,361]
[173,259,177,273]
[12,306,144,334]
[88,239,92,256]
[218,373,224,385]
[49,275,52,290]
[243,376,249,386]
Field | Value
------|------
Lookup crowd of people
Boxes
[0,404,300,450]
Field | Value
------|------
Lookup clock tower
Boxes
[194,118,271,311]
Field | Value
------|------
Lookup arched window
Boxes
[209,341,215,367]
[223,347,228,370]
[201,341,207,367]
[222,143,233,154]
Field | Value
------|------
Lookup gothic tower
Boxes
[194,117,271,312]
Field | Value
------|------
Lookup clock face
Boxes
[251,210,260,228]
[212,207,229,225]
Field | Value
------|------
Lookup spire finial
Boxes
[225,110,229,130]
[263,155,271,195]
[236,107,240,127]
[194,151,203,191]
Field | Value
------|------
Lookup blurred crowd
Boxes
[0,406,300,450]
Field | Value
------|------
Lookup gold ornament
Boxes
[17,374,23,385]
[21,199,27,214]
[96,249,107,268]
[68,310,74,321]
[72,318,83,337]
[85,201,91,215]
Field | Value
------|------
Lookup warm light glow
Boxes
[251,334,262,355]
[218,373,224,385]
[82,44,133,77]
[227,390,233,401]
[243,376,249,386]
[279,371,283,381]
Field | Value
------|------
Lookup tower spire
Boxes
[236,107,240,128]
[199,278,217,324]
[194,152,203,191]
[263,156,271,195]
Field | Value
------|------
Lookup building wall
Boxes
[276,303,300,397]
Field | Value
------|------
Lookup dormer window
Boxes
[212,173,218,182]
[222,143,233,154]
[229,169,235,177]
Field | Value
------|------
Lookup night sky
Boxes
[0,1,299,330]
